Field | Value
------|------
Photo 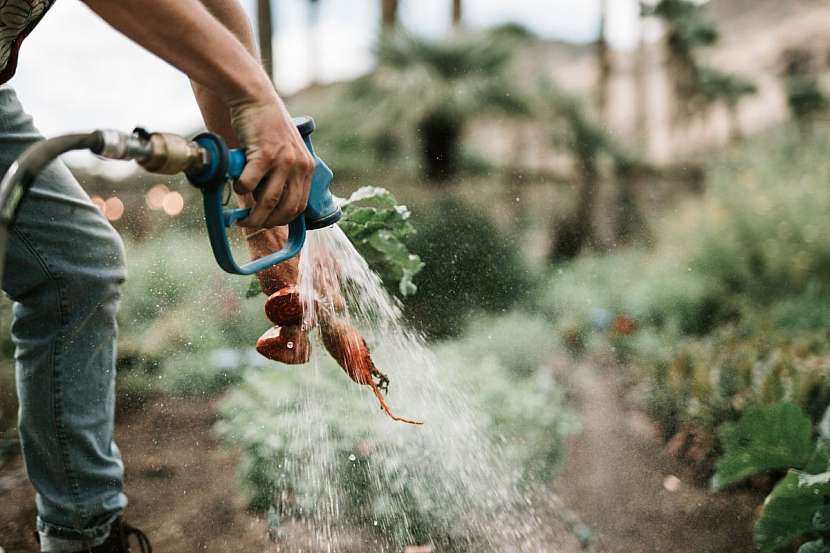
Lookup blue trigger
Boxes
[228,149,246,180]
[223,207,250,226]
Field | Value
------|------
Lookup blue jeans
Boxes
[0,87,127,552]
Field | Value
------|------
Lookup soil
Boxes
[554,362,763,553]
[0,398,273,553]
[0,365,764,553]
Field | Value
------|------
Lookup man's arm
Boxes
[82,0,313,228]
[191,0,278,220]
[190,0,257,148]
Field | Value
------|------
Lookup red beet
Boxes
[255,325,311,365]
[264,286,303,326]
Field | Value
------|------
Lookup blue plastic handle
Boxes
[200,182,307,275]
[186,116,341,276]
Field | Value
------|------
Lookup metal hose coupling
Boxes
[96,128,207,175]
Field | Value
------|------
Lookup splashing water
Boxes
[269,224,577,552]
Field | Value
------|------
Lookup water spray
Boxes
[0,116,341,281]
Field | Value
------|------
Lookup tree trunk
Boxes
[727,104,742,141]
[452,0,462,28]
[381,0,398,31]
[635,14,650,145]
[257,0,274,82]
[613,162,649,246]
[307,0,320,86]
[420,111,462,182]
[596,0,612,118]
[550,162,598,261]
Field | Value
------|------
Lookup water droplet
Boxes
[662,474,681,492]
[287,341,294,349]
[348,454,356,462]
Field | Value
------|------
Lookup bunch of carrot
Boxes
[246,227,422,425]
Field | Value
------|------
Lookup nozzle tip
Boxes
[306,207,342,230]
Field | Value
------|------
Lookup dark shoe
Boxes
[88,518,152,553]
[34,518,152,553]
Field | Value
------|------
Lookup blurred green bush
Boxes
[217,311,577,548]
[542,122,830,437]
[115,230,267,399]
[433,312,579,480]
[405,198,533,339]
[645,327,830,438]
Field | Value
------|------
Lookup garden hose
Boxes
[0,132,108,282]
[0,128,203,282]
[0,117,340,282]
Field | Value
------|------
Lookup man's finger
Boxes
[236,156,269,194]
[239,165,290,228]
[263,169,310,228]
[236,191,255,209]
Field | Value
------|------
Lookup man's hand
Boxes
[82,0,314,229]
[229,93,314,228]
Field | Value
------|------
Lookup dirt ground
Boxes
[0,398,273,553]
[554,362,762,553]
[1,366,763,553]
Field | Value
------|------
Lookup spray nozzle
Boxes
[184,116,342,275]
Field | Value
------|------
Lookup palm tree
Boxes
[307,0,321,86]
[257,0,274,82]
[596,0,612,117]
[635,4,650,142]
[547,92,608,260]
[381,0,398,32]
[350,32,528,182]
[544,86,648,260]
[645,0,755,130]
[451,0,462,28]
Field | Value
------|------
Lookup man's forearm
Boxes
[198,0,257,56]
[191,0,262,146]
[84,0,314,228]
[83,0,271,106]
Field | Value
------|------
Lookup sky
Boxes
[10,0,641,141]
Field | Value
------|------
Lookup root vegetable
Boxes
[256,325,311,364]
[265,286,303,326]
[248,227,421,425]
[320,315,422,426]
[246,227,299,295]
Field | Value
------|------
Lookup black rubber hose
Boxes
[0,131,104,280]
[0,132,104,224]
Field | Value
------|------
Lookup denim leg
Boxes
[0,87,128,551]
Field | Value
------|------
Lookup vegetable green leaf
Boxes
[712,402,814,490]
[811,504,830,533]
[754,470,830,553]
[241,186,423,299]
[245,277,262,299]
[337,186,424,296]
[339,186,399,208]
[798,540,830,553]
[809,406,830,473]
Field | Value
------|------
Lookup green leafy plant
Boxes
[337,186,424,296]
[405,197,532,339]
[245,186,423,298]
[712,402,814,490]
[541,85,649,259]
[217,311,577,548]
[712,402,830,552]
